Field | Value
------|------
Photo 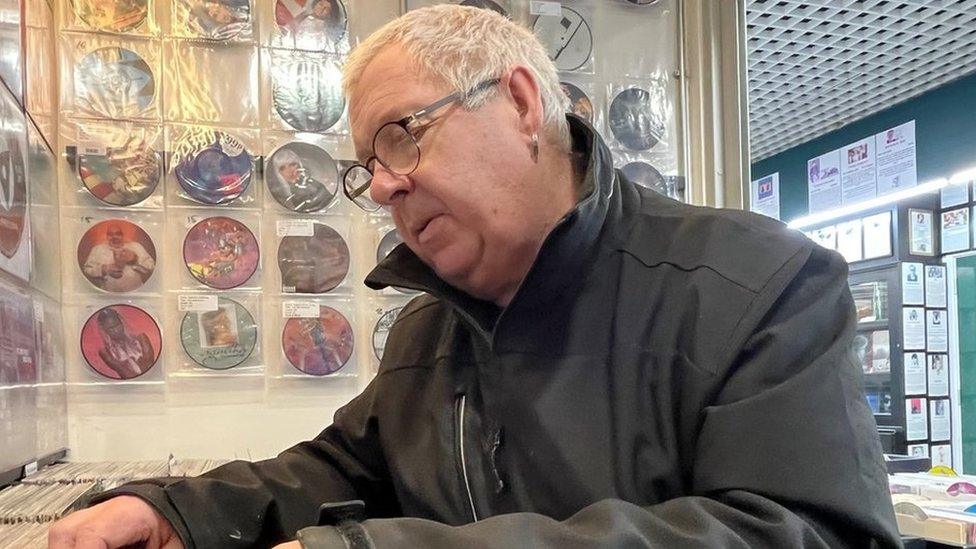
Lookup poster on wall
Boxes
[941,208,970,254]
[841,137,877,204]
[901,262,924,305]
[928,354,949,397]
[835,219,863,263]
[807,149,842,214]
[904,351,927,395]
[903,307,926,350]
[909,209,934,256]
[925,265,947,308]
[750,173,779,220]
[926,309,948,352]
[930,399,951,442]
[930,444,952,468]
[861,212,891,259]
[941,182,969,209]
[875,120,917,195]
[906,398,928,441]
[907,444,929,458]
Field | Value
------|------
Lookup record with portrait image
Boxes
[0,92,26,261]
[71,0,149,32]
[459,0,506,16]
[75,46,155,118]
[559,82,593,123]
[372,306,403,361]
[80,304,161,380]
[184,0,251,40]
[74,139,161,206]
[271,51,344,133]
[174,131,253,205]
[77,219,157,293]
[277,222,349,294]
[266,142,338,212]
[609,87,664,151]
[274,0,347,49]
[532,6,592,72]
[183,216,259,289]
[282,306,353,376]
[180,297,257,370]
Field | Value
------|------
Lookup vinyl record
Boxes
[277,222,349,294]
[459,0,507,16]
[72,0,149,32]
[76,140,161,207]
[559,82,593,123]
[0,97,26,260]
[77,219,157,293]
[608,87,664,151]
[174,131,253,205]
[620,161,666,194]
[532,6,592,72]
[80,304,161,380]
[274,0,347,49]
[626,0,660,4]
[183,216,259,289]
[180,297,257,370]
[282,306,353,376]
[75,46,155,118]
[271,51,344,132]
[185,0,251,40]
[372,306,403,361]
[266,142,338,212]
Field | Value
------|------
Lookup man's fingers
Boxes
[47,496,180,549]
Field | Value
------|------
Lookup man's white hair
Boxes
[342,5,571,149]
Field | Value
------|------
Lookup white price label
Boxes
[530,1,561,16]
[33,298,43,323]
[23,461,37,477]
[178,294,219,312]
[283,301,320,318]
[277,219,315,237]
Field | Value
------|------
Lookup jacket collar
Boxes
[364,114,616,334]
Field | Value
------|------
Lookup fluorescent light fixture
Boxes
[949,166,976,185]
[788,177,948,229]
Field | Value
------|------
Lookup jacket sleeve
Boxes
[296,245,902,548]
[88,381,398,549]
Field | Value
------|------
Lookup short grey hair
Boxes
[342,5,570,149]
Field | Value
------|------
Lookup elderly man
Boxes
[50,6,900,549]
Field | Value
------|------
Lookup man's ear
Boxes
[504,66,544,139]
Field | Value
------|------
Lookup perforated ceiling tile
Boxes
[747,0,976,162]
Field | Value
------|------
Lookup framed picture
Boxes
[909,208,934,256]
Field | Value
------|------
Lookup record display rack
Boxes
[0,449,69,491]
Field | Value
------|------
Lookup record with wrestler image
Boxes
[81,304,161,380]
[282,305,353,376]
[77,219,157,293]
[183,216,259,289]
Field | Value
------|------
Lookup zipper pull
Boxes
[487,426,505,494]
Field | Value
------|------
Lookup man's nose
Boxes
[368,164,413,205]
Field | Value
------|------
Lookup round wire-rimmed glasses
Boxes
[342,78,500,212]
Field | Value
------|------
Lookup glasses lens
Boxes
[343,165,380,211]
[374,123,420,174]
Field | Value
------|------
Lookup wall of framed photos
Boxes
[0,0,686,462]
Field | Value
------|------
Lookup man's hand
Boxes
[48,495,184,549]
[272,542,301,549]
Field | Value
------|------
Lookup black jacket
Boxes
[98,117,902,548]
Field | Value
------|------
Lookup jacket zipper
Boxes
[455,394,480,522]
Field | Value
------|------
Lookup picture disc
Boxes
[72,0,149,32]
[277,222,349,294]
[372,306,403,361]
[459,0,507,16]
[559,82,593,123]
[271,51,344,132]
[180,297,257,370]
[532,6,592,72]
[274,0,347,50]
[266,142,338,212]
[75,46,155,118]
[174,131,253,205]
[77,219,157,293]
[608,87,664,151]
[76,140,161,207]
[282,305,354,376]
[80,304,161,380]
[183,216,259,289]
[185,0,251,40]
[626,0,660,4]
[620,161,667,194]
[376,229,419,295]
[0,96,26,260]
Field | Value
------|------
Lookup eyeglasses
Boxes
[342,78,500,211]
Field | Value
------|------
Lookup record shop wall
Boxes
[751,72,976,222]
